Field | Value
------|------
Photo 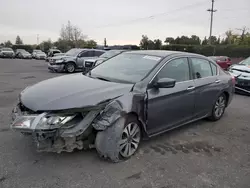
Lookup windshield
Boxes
[2,48,13,51]
[99,50,123,58]
[90,53,161,83]
[23,52,30,55]
[65,49,83,56]
[239,57,250,66]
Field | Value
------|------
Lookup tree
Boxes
[140,35,149,49]
[15,35,23,44]
[40,39,53,52]
[208,36,217,45]
[154,39,162,50]
[190,35,201,45]
[164,37,175,44]
[216,37,221,45]
[148,40,155,50]
[84,40,97,48]
[202,37,208,45]
[4,40,12,47]
[224,30,233,44]
[60,21,86,47]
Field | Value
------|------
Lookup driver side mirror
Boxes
[148,78,176,89]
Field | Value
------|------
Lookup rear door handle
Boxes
[215,79,221,83]
[187,86,195,91]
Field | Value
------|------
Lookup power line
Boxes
[207,0,217,45]
[95,0,209,29]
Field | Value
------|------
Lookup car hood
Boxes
[51,55,70,60]
[20,73,133,111]
[230,64,250,79]
[1,51,14,53]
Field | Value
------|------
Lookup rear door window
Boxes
[210,62,217,75]
[190,58,213,79]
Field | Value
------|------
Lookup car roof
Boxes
[124,50,203,58]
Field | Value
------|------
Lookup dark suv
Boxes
[48,48,105,73]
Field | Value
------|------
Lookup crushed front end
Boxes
[11,102,105,153]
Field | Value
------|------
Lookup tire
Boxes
[95,115,141,162]
[65,62,76,73]
[208,93,227,121]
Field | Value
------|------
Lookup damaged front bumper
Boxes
[48,63,65,72]
[11,103,103,153]
[235,78,250,95]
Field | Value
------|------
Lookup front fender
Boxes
[92,92,147,135]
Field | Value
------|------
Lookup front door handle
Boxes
[215,79,221,83]
[187,86,195,91]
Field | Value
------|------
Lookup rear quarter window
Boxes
[210,62,217,75]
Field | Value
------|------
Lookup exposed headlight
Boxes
[55,59,64,63]
[11,114,76,130]
[36,114,76,129]
[11,116,36,129]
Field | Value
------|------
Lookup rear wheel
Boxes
[65,62,76,73]
[208,93,227,121]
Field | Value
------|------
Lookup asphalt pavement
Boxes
[0,59,249,188]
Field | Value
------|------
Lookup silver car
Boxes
[48,48,105,73]
[0,48,15,58]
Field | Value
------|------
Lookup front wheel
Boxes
[95,115,141,162]
[65,63,76,73]
[208,93,227,121]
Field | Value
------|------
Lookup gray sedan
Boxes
[10,50,234,162]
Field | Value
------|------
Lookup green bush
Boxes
[161,44,250,58]
[11,45,34,53]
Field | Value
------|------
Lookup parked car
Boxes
[15,49,26,58]
[32,50,42,58]
[208,56,232,70]
[16,50,32,59]
[10,50,234,162]
[34,51,47,60]
[0,48,15,58]
[45,49,62,62]
[48,48,105,73]
[84,50,126,72]
[228,57,250,95]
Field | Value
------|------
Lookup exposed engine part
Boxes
[34,130,95,153]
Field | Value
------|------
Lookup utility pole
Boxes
[37,34,39,45]
[207,0,217,45]
[104,38,107,47]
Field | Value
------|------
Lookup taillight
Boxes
[231,75,236,85]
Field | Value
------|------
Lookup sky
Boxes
[0,0,249,45]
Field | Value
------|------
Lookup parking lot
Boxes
[0,58,249,188]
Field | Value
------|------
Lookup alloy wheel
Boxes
[66,64,75,73]
[214,96,226,118]
[119,122,141,158]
